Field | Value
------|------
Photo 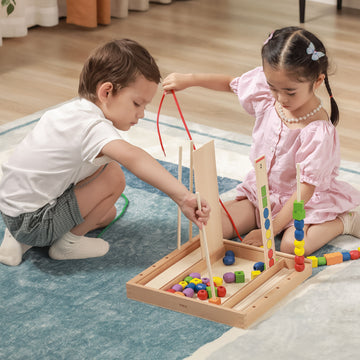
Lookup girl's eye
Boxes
[134,102,140,107]
[287,93,296,96]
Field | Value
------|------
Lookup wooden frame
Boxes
[126,141,312,328]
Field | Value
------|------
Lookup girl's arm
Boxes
[162,73,235,92]
[272,182,315,235]
[244,182,315,246]
[101,139,210,229]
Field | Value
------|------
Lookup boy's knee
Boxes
[107,162,126,194]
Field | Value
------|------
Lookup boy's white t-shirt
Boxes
[0,98,123,217]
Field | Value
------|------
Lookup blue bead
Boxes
[294,219,304,230]
[225,250,235,258]
[263,207,269,219]
[342,252,351,261]
[253,261,265,272]
[264,219,270,230]
[195,283,207,292]
[294,229,304,240]
[223,256,235,265]
[185,282,196,290]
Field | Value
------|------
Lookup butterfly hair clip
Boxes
[306,42,325,61]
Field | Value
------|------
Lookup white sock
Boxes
[0,228,32,266]
[48,232,109,260]
[339,206,360,238]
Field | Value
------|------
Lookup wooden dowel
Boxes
[189,140,194,241]
[196,192,217,302]
[177,146,183,250]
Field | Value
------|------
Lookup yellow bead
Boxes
[267,239,272,249]
[213,276,223,286]
[307,256,318,268]
[251,270,261,280]
[294,240,305,248]
[179,281,188,289]
[294,247,305,256]
[189,278,202,285]
[266,229,271,239]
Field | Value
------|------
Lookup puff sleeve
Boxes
[296,121,340,188]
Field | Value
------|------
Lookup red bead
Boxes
[166,289,176,293]
[217,286,227,297]
[350,250,360,260]
[295,263,305,272]
[197,289,208,300]
[269,258,275,267]
[295,255,305,265]
[268,249,273,258]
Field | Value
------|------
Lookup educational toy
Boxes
[126,141,312,328]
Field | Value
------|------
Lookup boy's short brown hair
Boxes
[78,39,161,102]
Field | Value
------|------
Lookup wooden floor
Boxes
[0,0,359,161]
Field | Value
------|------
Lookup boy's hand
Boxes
[243,229,263,247]
[162,73,191,92]
[179,193,210,229]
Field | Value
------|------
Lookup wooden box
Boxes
[126,141,312,328]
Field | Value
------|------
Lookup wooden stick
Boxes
[296,163,301,202]
[196,192,218,303]
[177,146,183,250]
[188,140,194,241]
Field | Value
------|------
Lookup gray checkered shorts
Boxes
[1,185,84,247]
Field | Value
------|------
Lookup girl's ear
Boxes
[97,82,114,103]
[313,74,325,91]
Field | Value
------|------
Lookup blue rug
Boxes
[1,103,360,360]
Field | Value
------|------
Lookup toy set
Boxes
[126,141,312,328]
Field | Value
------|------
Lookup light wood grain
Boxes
[0,0,359,161]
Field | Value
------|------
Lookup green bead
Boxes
[234,270,245,283]
[293,201,305,220]
[318,256,327,266]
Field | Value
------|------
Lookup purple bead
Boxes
[189,272,201,279]
[223,272,236,283]
[183,288,195,298]
[172,284,183,292]
[201,277,210,285]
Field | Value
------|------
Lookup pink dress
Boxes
[230,67,360,228]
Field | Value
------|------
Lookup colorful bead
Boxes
[253,262,265,272]
[184,276,193,283]
[178,281,188,289]
[201,277,210,285]
[251,270,261,280]
[206,286,218,299]
[217,286,226,297]
[213,276,223,286]
[223,256,235,265]
[189,272,201,279]
[183,288,195,298]
[195,283,207,292]
[171,284,183,292]
[223,272,236,283]
[197,289,208,300]
[234,271,245,283]
[189,278,202,285]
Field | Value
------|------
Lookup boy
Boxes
[0,39,210,266]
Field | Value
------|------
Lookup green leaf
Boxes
[7,3,14,15]
[1,0,10,7]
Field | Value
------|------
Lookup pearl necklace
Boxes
[277,101,322,123]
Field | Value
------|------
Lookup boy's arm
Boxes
[101,139,210,228]
[162,73,235,92]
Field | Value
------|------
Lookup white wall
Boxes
[310,0,360,10]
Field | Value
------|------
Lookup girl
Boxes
[0,39,210,266]
[163,26,360,256]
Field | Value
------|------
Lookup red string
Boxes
[156,90,243,242]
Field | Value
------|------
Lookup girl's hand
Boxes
[243,229,263,247]
[179,193,211,230]
[162,73,191,92]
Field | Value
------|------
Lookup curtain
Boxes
[0,0,59,46]
[0,0,173,45]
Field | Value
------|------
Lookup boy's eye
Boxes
[134,102,140,107]
[287,93,296,96]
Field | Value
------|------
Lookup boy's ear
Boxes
[314,74,325,90]
[97,82,114,103]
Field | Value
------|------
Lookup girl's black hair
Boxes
[261,26,339,126]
